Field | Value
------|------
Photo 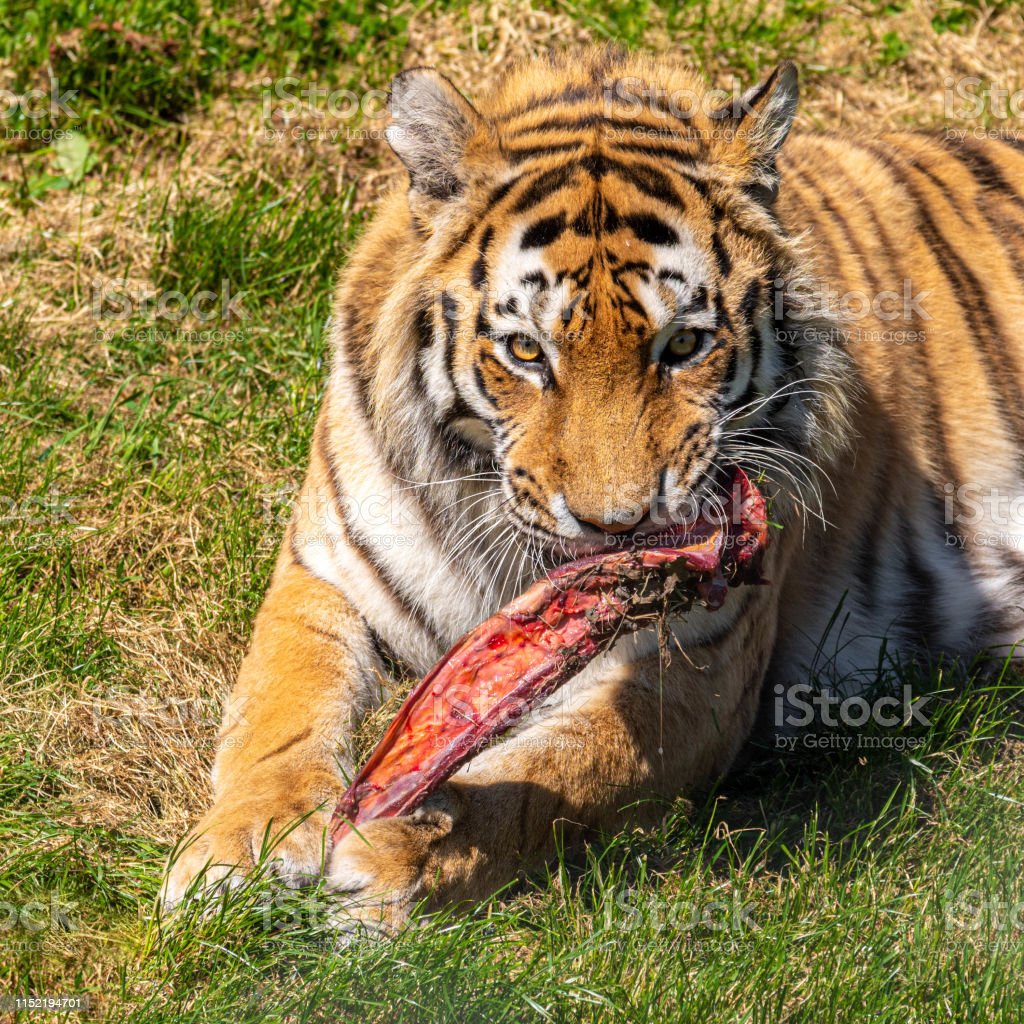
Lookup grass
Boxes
[1,0,1024,1020]
[0,0,425,138]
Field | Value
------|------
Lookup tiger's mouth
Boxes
[517,466,738,563]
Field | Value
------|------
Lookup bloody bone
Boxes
[329,468,769,844]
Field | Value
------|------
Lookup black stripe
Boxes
[254,727,313,766]
[939,136,1024,207]
[341,305,377,422]
[484,175,522,212]
[521,212,568,249]
[711,230,732,278]
[442,393,480,424]
[612,259,651,279]
[316,427,445,648]
[610,261,647,281]
[440,219,478,264]
[678,284,708,314]
[851,459,893,614]
[729,279,764,412]
[570,207,592,237]
[603,142,722,198]
[364,620,415,680]
[493,84,598,123]
[440,420,490,467]
[623,213,678,246]
[707,197,785,254]
[473,362,500,408]
[412,303,434,352]
[494,292,523,317]
[604,140,703,169]
[824,140,1003,524]
[714,290,734,333]
[441,290,460,385]
[684,175,711,200]
[906,156,961,208]
[861,141,1024,442]
[738,277,760,323]
[475,306,491,339]
[441,290,460,340]
[720,347,738,389]
[936,137,1024,274]
[657,269,688,288]
[510,164,577,214]
[470,226,493,288]
[506,141,587,163]
[505,114,696,139]
[603,76,717,134]
[571,151,689,210]
[603,198,621,232]
[344,526,446,652]
[608,157,687,210]
[899,516,943,650]
[675,421,705,459]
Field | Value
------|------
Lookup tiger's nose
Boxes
[570,505,650,535]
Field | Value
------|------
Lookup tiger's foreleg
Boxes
[161,525,383,904]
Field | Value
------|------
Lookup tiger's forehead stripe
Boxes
[483,151,695,219]
[476,194,713,345]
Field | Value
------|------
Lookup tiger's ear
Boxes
[386,68,488,204]
[712,62,799,202]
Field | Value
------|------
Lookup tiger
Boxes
[162,46,1024,931]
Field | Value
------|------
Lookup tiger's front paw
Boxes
[326,787,474,934]
[162,776,338,908]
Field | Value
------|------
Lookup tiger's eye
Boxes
[668,330,699,358]
[509,336,543,362]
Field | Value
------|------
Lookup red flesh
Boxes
[329,468,769,844]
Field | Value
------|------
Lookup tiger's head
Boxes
[353,49,849,558]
